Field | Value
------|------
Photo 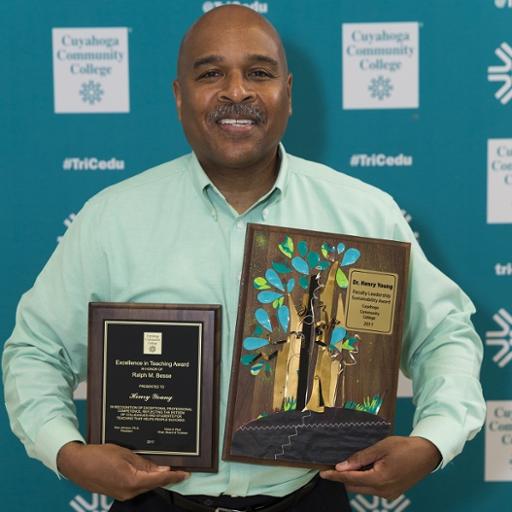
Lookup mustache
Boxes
[207,103,266,124]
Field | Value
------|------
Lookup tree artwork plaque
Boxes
[224,224,410,468]
[88,303,221,472]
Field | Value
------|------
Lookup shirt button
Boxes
[262,208,269,220]
[236,220,244,230]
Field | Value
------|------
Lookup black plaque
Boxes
[88,303,221,472]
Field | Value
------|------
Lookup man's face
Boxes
[174,21,292,171]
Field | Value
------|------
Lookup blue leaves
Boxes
[307,251,320,269]
[299,275,309,290]
[241,353,260,366]
[298,240,308,257]
[287,278,295,293]
[257,291,283,304]
[255,308,272,332]
[243,337,269,350]
[272,261,291,274]
[315,260,331,271]
[330,326,347,345]
[277,305,290,331]
[337,242,346,254]
[265,268,284,291]
[341,248,361,267]
[291,256,309,275]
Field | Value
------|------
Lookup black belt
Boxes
[164,475,318,512]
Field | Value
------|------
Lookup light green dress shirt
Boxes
[2,145,485,497]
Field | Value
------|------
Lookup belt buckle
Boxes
[214,507,244,512]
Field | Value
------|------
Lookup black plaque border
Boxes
[88,303,221,472]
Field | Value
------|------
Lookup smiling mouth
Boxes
[217,118,256,126]
[215,117,258,134]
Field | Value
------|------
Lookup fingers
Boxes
[57,442,191,502]
[320,468,381,488]
[333,438,389,472]
[133,466,190,492]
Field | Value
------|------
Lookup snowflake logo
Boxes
[368,76,393,101]
[488,42,512,104]
[486,308,512,367]
[351,494,411,512]
[79,80,104,105]
[69,493,112,512]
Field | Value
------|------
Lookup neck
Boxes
[199,149,280,214]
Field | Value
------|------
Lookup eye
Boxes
[249,69,275,79]
[197,69,222,80]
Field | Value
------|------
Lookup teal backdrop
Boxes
[1,1,511,511]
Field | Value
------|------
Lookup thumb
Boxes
[336,441,387,471]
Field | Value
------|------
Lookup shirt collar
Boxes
[187,143,290,201]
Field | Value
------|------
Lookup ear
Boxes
[172,80,182,121]
[287,73,293,116]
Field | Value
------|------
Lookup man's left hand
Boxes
[319,436,442,500]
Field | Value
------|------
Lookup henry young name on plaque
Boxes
[88,303,221,472]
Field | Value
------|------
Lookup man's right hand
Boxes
[57,442,190,501]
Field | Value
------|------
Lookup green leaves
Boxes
[254,276,271,290]
[278,236,294,258]
[272,296,285,309]
[336,268,348,288]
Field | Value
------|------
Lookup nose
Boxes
[219,71,255,103]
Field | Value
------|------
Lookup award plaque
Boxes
[88,303,221,472]
[224,224,410,468]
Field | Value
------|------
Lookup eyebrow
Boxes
[192,54,280,69]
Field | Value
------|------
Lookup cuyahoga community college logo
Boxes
[52,27,130,113]
[342,22,419,110]
[351,494,411,511]
[486,308,512,368]
[70,493,111,512]
[488,42,512,105]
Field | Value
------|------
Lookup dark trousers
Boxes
[109,477,351,511]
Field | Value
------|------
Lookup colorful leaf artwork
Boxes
[298,240,308,257]
[336,268,349,288]
[241,353,260,366]
[243,337,269,351]
[278,236,294,258]
[291,256,309,275]
[265,268,284,291]
[255,308,272,332]
[277,305,290,331]
[341,248,361,267]
[272,261,291,274]
[257,291,283,304]
[254,277,271,290]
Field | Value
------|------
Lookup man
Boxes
[3,5,485,512]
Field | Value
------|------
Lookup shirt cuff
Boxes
[410,415,466,470]
[34,416,86,478]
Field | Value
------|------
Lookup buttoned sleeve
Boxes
[2,197,110,476]
[388,199,486,467]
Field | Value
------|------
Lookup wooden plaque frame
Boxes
[88,303,221,472]
[223,224,410,468]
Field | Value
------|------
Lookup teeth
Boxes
[218,119,255,125]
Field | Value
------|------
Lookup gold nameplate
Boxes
[345,269,398,335]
